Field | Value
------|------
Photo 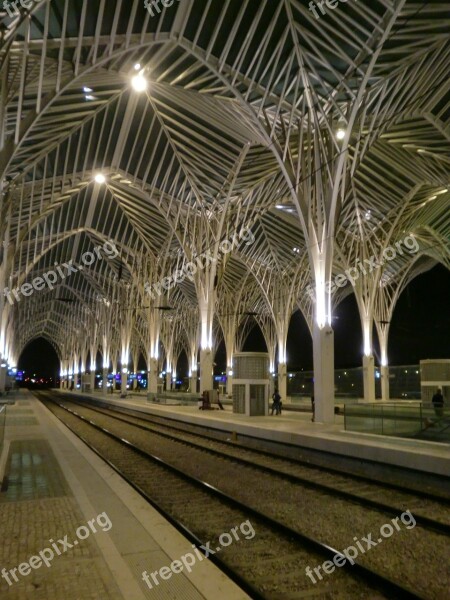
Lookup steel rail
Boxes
[40,393,425,600]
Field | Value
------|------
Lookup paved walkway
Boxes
[0,390,249,600]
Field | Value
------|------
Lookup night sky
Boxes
[19,263,450,377]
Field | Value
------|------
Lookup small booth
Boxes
[232,352,270,416]
[81,374,91,393]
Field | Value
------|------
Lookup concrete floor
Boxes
[0,390,250,600]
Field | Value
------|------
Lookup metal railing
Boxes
[147,391,202,405]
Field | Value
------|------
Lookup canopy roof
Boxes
[0,0,448,363]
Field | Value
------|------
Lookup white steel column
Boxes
[121,368,128,395]
[363,355,375,403]
[59,364,64,389]
[313,323,335,423]
[277,362,287,401]
[380,365,390,401]
[165,370,172,391]
[102,367,108,395]
[361,313,376,403]
[144,300,161,395]
[188,342,198,394]
[148,357,158,393]
[189,371,197,393]
[90,364,96,392]
[0,361,6,393]
[378,328,390,402]
[226,368,233,396]
[200,348,213,392]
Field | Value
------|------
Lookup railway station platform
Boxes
[59,389,450,478]
[0,389,249,600]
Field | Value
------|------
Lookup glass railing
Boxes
[147,391,202,405]
[344,402,450,443]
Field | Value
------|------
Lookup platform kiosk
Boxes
[81,374,91,393]
[232,352,269,416]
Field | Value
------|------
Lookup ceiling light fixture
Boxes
[131,73,148,92]
[336,129,346,140]
[94,173,106,184]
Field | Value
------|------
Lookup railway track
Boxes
[61,393,450,499]
[44,391,450,534]
[38,391,449,599]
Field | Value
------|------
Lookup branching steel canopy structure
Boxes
[0,0,449,420]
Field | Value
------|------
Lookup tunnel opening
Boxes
[18,338,60,389]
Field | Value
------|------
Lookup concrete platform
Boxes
[59,389,450,477]
[0,390,250,600]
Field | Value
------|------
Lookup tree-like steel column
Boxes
[144,306,161,395]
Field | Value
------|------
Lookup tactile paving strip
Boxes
[0,440,70,502]
[5,416,39,426]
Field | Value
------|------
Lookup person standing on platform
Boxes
[432,388,444,418]
[271,390,281,415]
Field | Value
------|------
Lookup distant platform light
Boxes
[94,173,106,184]
[336,129,346,140]
[132,73,148,92]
